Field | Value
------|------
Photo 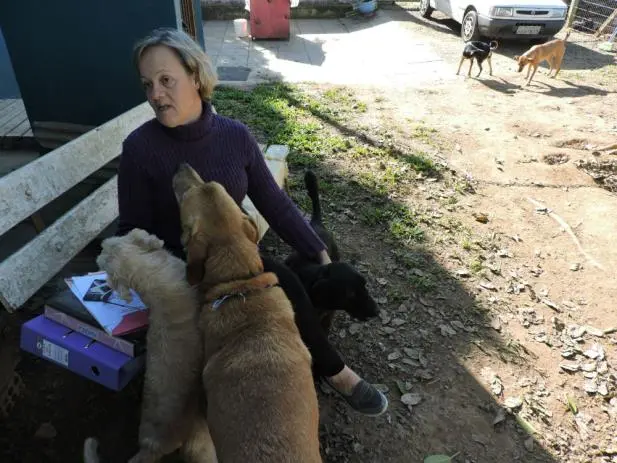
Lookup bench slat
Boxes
[241,145,289,240]
[0,177,119,312]
[0,103,153,237]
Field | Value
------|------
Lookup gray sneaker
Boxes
[325,379,389,417]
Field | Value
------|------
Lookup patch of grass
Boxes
[361,203,424,243]
[321,87,367,113]
[438,215,464,233]
[461,237,473,251]
[398,151,436,173]
[410,123,440,148]
[407,274,437,294]
[442,195,458,206]
[348,144,383,159]
[214,84,360,169]
[469,258,483,273]
[453,177,476,195]
[393,251,427,270]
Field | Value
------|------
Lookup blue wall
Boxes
[0,27,20,99]
[0,0,198,127]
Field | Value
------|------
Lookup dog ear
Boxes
[242,215,259,244]
[186,231,208,286]
[130,229,164,251]
[310,270,339,300]
[513,55,520,61]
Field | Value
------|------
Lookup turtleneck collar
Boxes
[158,100,215,141]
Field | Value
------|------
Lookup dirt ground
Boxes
[1,7,617,463]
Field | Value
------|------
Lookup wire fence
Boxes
[566,0,617,41]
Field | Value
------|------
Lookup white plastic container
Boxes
[233,18,249,38]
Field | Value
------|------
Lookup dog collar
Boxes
[204,272,279,311]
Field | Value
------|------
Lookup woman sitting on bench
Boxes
[115,27,388,417]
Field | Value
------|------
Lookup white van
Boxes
[419,0,569,41]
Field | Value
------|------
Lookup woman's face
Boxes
[138,45,202,128]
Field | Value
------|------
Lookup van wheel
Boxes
[461,9,481,41]
[419,0,434,18]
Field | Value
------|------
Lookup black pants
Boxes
[262,256,345,378]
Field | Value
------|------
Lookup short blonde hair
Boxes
[133,28,218,101]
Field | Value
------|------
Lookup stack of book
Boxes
[20,271,148,391]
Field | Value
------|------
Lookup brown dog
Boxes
[83,229,216,463]
[173,163,322,463]
[514,30,571,86]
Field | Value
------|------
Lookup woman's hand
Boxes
[318,250,332,265]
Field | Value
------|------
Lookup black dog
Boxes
[456,40,498,77]
[285,171,378,334]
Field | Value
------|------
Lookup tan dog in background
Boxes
[514,29,571,86]
[173,164,322,463]
[83,229,216,463]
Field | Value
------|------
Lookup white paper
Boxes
[66,271,148,336]
[41,339,70,367]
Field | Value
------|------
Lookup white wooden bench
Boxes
[0,102,289,313]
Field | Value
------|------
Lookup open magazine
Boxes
[65,271,149,336]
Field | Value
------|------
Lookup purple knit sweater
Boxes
[115,101,325,259]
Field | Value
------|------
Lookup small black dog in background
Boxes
[286,171,379,335]
[456,40,498,77]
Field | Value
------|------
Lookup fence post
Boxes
[566,0,581,28]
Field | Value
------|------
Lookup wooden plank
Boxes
[0,102,153,237]
[265,144,290,161]
[595,9,617,37]
[2,116,27,136]
[5,118,31,137]
[0,99,16,112]
[0,177,119,311]
[241,145,289,240]
[0,101,22,132]
[566,0,581,28]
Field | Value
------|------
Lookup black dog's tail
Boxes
[489,40,498,51]
[305,170,322,224]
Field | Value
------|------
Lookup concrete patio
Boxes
[204,11,454,87]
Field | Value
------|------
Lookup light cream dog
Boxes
[83,228,216,463]
[173,163,322,463]
[514,30,571,86]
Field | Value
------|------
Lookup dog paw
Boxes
[117,286,134,303]
[104,273,133,302]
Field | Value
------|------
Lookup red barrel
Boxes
[250,0,290,40]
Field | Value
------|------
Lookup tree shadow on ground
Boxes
[476,74,614,97]
[216,83,559,462]
[0,83,562,462]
